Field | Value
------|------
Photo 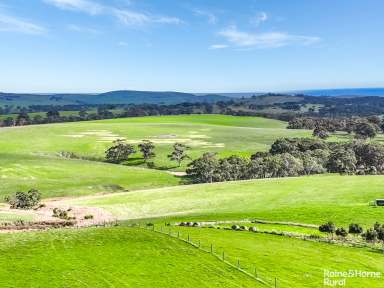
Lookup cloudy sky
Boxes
[0,0,383,93]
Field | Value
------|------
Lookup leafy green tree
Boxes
[186,153,220,183]
[138,140,156,162]
[327,147,357,174]
[313,126,329,139]
[353,122,377,139]
[15,112,30,126]
[167,143,190,167]
[105,139,136,163]
[46,110,60,122]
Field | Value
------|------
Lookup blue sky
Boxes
[0,0,383,93]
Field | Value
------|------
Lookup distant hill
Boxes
[293,87,384,97]
[199,88,384,98]
[0,90,230,106]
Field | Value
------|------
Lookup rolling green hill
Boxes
[72,174,384,227]
[0,227,260,288]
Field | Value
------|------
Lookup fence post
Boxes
[187,234,190,242]
[275,278,278,288]
[210,244,213,254]
[222,251,225,261]
[237,259,240,269]
[254,268,258,278]
[160,226,163,232]
[177,231,180,238]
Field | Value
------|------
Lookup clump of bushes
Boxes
[248,226,257,232]
[84,214,94,220]
[348,223,363,234]
[335,227,348,238]
[52,208,76,220]
[231,225,240,231]
[319,222,336,234]
[5,189,41,209]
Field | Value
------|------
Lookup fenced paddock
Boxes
[142,224,280,288]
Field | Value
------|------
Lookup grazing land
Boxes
[0,227,260,287]
[71,174,384,227]
[1,114,384,288]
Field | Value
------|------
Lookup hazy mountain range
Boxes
[0,88,383,107]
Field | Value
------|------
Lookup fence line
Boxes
[141,224,278,288]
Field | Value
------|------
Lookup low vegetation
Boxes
[4,189,41,209]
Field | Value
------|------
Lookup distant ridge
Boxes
[293,87,384,97]
[0,90,230,106]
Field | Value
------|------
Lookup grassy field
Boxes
[0,154,179,199]
[0,114,310,199]
[0,227,260,288]
[0,115,309,169]
[167,226,384,288]
[73,174,384,227]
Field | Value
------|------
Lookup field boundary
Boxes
[141,224,279,288]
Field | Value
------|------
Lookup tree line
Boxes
[186,138,384,183]
[288,116,383,139]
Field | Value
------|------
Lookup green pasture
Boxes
[73,174,384,227]
[0,115,309,171]
[167,226,384,288]
[0,227,259,288]
[0,154,179,199]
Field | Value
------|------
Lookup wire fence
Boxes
[142,224,280,288]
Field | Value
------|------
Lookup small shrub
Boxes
[52,208,76,220]
[179,222,186,226]
[348,223,363,234]
[146,223,154,227]
[319,221,336,234]
[146,162,155,169]
[362,228,378,242]
[5,189,41,209]
[248,226,257,232]
[186,222,193,227]
[192,222,200,227]
[84,215,94,220]
[240,225,247,230]
[231,225,240,231]
[335,227,348,238]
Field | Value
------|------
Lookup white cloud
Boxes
[44,0,103,15]
[44,0,183,26]
[218,25,320,49]
[67,24,100,34]
[193,9,217,24]
[250,11,268,26]
[0,13,46,34]
[209,44,228,50]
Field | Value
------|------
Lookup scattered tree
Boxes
[138,140,156,162]
[105,139,136,163]
[167,143,191,167]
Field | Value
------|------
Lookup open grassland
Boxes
[0,115,309,169]
[73,174,384,227]
[0,114,310,198]
[0,154,179,199]
[0,227,260,288]
[167,226,384,288]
